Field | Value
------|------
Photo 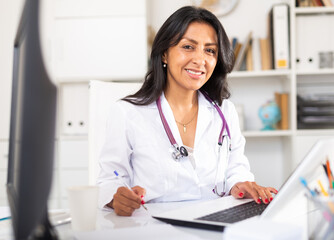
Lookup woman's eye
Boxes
[206,48,216,55]
[183,45,193,50]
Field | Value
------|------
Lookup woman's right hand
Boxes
[108,186,146,216]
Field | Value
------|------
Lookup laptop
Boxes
[152,138,334,231]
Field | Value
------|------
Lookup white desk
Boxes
[56,200,223,240]
[1,197,308,240]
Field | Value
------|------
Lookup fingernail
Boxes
[141,200,145,205]
[270,197,273,201]
[264,199,269,203]
[141,195,144,198]
[239,192,244,197]
[257,199,261,204]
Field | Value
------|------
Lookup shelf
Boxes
[243,130,292,137]
[296,69,334,76]
[58,135,88,141]
[296,129,334,136]
[229,70,291,79]
[295,7,334,15]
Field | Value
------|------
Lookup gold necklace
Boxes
[175,107,198,133]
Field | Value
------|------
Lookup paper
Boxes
[0,207,10,220]
[0,207,12,240]
[74,224,205,240]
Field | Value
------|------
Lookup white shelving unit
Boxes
[220,0,334,187]
[292,3,334,179]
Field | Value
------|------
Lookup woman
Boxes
[97,6,277,216]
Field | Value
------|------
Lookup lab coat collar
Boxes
[194,92,214,148]
[151,91,215,148]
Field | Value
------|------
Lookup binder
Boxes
[270,4,290,69]
[61,83,89,135]
[295,15,332,70]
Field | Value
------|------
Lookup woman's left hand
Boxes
[230,181,278,204]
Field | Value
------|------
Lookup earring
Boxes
[163,63,167,68]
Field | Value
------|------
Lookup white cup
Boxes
[67,185,99,231]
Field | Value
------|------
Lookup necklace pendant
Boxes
[183,125,186,133]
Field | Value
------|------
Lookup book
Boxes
[322,0,333,6]
[251,38,262,71]
[270,4,290,69]
[260,38,272,70]
[246,40,253,71]
[275,92,289,130]
[311,0,324,6]
[233,31,252,71]
[232,37,238,49]
[234,42,242,60]
[297,0,311,7]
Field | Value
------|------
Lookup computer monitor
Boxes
[6,0,58,239]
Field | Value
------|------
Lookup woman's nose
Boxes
[192,50,205,65]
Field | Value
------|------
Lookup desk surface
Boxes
[57,200,223,240]
[1,196,308,240]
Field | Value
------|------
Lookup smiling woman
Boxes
[162,22,219,147]
[97,6,278,217]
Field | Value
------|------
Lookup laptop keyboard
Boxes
[196,201,269,224]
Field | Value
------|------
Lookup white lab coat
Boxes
[97,91,254,208]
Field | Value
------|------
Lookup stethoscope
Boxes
[156,90,231,196]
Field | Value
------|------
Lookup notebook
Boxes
[152,138,334,231]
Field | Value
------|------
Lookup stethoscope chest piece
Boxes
[172,145,188,161]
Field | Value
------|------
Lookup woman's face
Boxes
[163,21,218,93]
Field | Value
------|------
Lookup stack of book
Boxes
[232,4,290,72]
[297,94,334,129]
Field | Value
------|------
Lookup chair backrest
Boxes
[88,80,142,185]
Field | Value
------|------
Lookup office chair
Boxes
[88,80,142,185]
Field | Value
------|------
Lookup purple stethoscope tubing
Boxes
[200,90,231,144]
[156,90,231,196]
[156,90,231,150]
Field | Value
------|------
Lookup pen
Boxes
[326,159,333,189]
[300,177,317,197]
[0,216,11,222]
[113,170,147,210]
[317,179,329,197]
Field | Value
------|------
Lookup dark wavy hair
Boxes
[123,6,234,106]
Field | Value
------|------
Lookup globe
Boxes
[258,101,281,131]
